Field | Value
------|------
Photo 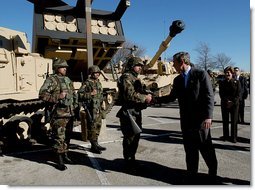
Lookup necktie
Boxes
[183,73,187,87]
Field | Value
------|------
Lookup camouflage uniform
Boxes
[207,70,217,93]
[78,65,105,154]
[39,58,78,170]
[116,57,149,165]
[207,70,217,105]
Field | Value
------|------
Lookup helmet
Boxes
[126,56,144,69]
[207,69,213,74]
[53,58,69,70]
[88,65,101,74]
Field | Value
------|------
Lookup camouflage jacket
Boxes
[117,71,147,110]
[39,74,78,118]
[78,77,104,118]
[210,76,217,92]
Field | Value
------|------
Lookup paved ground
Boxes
[0,92,251,186]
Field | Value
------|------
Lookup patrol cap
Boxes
[126,56,144,68]
[88,65,101,74]
[53,58,69,70]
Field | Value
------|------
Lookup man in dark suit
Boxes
[234,67,248,124]
[158,52,218,181]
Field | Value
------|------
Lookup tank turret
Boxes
[139,20,185,99]
[143,20,185,70]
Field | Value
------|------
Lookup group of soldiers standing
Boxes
[38,53,248,184]
[39,58,106,171]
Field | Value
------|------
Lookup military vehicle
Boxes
[140,20,185,98]
[0,27,52,148]
[0,0,130,150]
[28,0,130,112]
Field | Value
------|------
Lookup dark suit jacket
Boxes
[238,76,248,100]
[161,68,214,130]
[219,78,240,105]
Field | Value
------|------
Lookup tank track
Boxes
[0,99,45,119]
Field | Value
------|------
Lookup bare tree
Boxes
[214,53,233,72]
[194,42,214,71]
[111,41,145,65]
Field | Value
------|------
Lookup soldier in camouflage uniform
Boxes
[39,58,78,171]
[207,69,217,105]
[78,65,106,154]
[116,56,152,170]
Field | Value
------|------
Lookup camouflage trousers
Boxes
[50,117,73,154]
[87,113,102,141]
[119,113,142,161]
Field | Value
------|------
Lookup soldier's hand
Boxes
[145,94,152,104]
[59,91,67,99]
[91,89,97,96]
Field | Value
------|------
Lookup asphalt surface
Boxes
[0,92,251,186]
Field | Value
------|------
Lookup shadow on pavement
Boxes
[93,157,250,185]
[3,144,250,185]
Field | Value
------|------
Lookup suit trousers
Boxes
[182,129,218,175]
[238,99,245,123]
[221,103,239,141]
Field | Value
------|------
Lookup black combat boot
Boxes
[64,152,73,164]
[90,140,102,154]
[56,154,67,171]
[96,141,106,151]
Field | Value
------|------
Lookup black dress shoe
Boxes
[230,138,237,143]
[219,136,228,141]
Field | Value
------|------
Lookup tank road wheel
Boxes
[4,117,36,149]
[103,93,115,114]
[16,121,30,140]
[107,93,113,105]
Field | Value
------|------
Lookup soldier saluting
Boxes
[39,58,78,171]
[116,56,152,172]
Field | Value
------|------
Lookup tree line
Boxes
[111,41,236,73]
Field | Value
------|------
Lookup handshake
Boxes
[145,93,160,105]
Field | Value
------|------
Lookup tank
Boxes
[140,20,185,98]
[28,0,130,113]
[0,27,52,148]
[139,59,179,98]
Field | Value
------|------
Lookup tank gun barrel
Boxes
[145,20,185,69]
